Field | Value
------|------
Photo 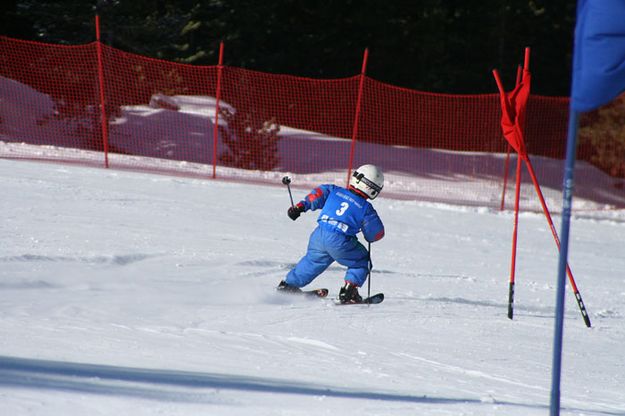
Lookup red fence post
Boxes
[94,15,110,168]
[500,146,512,210]
[346,48,369,186]
[212,41,224,179]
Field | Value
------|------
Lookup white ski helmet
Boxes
[349,164,384,199]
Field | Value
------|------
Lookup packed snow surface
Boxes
[1,157,624,415]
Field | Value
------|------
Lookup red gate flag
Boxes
[493,50,531,160]
[572,0,625,112]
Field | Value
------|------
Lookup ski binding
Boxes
[335,293,384,305]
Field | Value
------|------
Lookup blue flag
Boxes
[571,0,625,112]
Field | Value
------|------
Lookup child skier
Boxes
[277,164,385,303]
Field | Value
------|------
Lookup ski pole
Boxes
[367,241,372,303]
[282,176,295,208]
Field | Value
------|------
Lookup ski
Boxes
[278,287,329,298]
[335,293,384,305]
[303,288,329,298]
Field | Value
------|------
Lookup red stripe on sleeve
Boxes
[373,229,385,241]
[306,187,324,203]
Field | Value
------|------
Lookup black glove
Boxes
[288,203,305,221]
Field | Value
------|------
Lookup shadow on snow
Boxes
[0,355,479,406]
[1,355,619,415]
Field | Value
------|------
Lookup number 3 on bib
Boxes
[336,202,349,216]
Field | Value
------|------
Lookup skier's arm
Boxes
[362,205,385,242]
[287,184,334,221]
[299,184,335,211]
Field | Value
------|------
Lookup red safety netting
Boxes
[1,36,621,211]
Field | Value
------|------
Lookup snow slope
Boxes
[1,157,624,416]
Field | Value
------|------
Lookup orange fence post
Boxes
[212,41,224,179]
[346,48,368,186]
[95,15,109,168]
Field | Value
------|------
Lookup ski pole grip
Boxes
[282,176,295,208]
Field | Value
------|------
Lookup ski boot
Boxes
[338,282,362,304]
[276,280,302,293]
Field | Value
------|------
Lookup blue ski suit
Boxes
[285,184,385,288]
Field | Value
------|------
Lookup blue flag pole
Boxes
[553,1,625,414]
[549,106,579,416]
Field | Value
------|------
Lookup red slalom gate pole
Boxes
[505,63,525,316]
[493,68,523,319]
[212,41,224,179]
[524,158,591,327]
[508,155,522,319]
[95,15,110,168]
[346,48,368,187]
